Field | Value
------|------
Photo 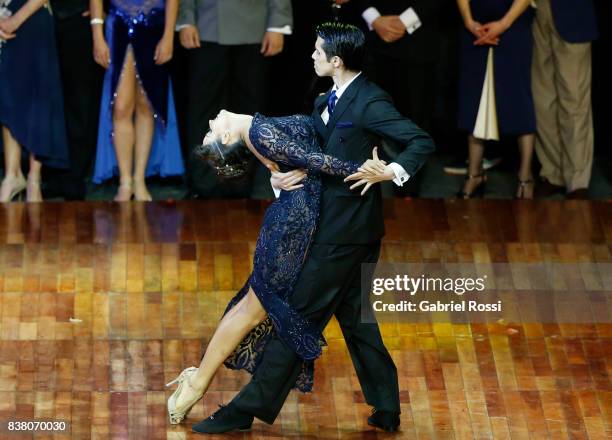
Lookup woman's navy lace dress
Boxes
[222,114,359,392]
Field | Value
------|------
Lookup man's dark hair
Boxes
[316,22,366,72]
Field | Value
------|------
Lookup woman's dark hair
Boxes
[315,21,366,72]
[194,132,252,179]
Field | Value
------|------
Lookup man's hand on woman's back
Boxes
[270,169,307,192]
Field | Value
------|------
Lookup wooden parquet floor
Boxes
[0,199,610,439]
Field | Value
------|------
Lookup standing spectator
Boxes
[456,0,536,199]
[177,0,293,198]
[532,0,598,199]
[50,0,104,200]
[351,0,443,196]
[354,0,442,132]
[90,0,185,201]
[0,0,69,202]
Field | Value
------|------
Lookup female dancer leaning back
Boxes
[165,109,386,424]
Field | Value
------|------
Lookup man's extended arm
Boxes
[363,93,435,177]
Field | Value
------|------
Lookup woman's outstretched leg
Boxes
[112,48,137,201]
[171,287,267,411]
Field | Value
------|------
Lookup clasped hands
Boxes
[466,18,510,46]
[372,16,406,43]
[269,147,394,196]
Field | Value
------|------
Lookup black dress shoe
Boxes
[191,403,254,434]
[367,409,400,432]
[566,188,589,200]
[535,178,565,198]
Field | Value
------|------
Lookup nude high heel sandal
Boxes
[166,366,201,424]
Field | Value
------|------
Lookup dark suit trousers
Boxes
[54,14,103,198]
[232,241,400,424]
[185,43,268,197]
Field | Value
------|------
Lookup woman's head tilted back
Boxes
[313,22,366,75]
[194,110,251,179]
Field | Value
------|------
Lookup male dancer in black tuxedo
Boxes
[192,22,434,435]
[49,0,104,200]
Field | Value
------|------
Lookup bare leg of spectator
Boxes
[112,49,137,202]
[0,127,26,202]
[516,134,535,199]
[132,85,154,201]
[26,155,43,203]
[459,135,486,198]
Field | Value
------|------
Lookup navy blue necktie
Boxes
[327,89,338,115]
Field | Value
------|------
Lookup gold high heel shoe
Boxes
[0,176,27,202]
[166,366,202,425]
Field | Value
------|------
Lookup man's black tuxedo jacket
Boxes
[311,75,434,245]
[353,0,443,63]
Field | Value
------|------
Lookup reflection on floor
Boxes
[0,199,610,439]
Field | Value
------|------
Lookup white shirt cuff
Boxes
[271,179,281,198]
[267,25,292,35]
[389,162,410,186]
[399,7,421,34]
[362,7,381,31]
[176,24,192,32]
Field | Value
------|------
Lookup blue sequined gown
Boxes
[222,114,360,392]
[92,0,184,183]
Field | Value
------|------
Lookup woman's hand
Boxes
[155,33,174,65]
[0,15,22,38]
[464,19,483,39]
[0,26,16,40]
[93,35,111,69]
[474,20,509,46]
[344,147,393,195]
[465,19,500,46]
